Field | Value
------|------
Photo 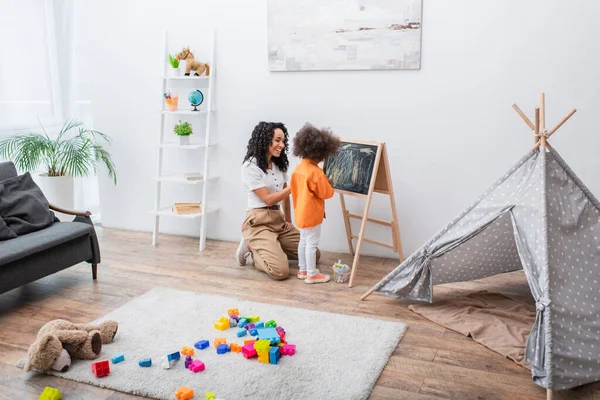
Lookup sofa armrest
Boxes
[73,215,101,265]
[49,203,92,217]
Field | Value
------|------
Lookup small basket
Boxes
[332,260,350,283]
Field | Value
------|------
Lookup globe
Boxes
[188,90,204,111]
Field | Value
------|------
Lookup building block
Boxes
[39,386,62,400]
[91,360,110,377]
[281,344,296,356]
[229,318,237,328]
[248,315,260,322]
[167,351,181,361]
[265,320,277,328]
[237,318,248,328]
[111,352,125,364]
[269,346,280,365]
[217,343,230,354]
[277,329,286,344]
[194,340,210,350]
[184,355,193,369]
[249,329,258,336]
[230,343,242,353]
[181,346,195,356]
[138,358,152,367]
[214,338,226,347]
[175,386,194,400]
[244,339,256,345]
[242,343,257,359]
[161,356,174,370]
[189,359,206,373]
[245,322,256,331]
[205,391,216,400]
[236,328,247,337]
[276,326,285,334]
[257,351,269,364]
[257,327,280,345]
[255,321,265,329]
[253,339,271,353]
[214,316,230,331]
[228,308,239,316]
[230,315,240,322]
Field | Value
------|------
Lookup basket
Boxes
[332,260,351,283]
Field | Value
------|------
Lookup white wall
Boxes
[82,0,600,258]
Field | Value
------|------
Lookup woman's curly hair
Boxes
[293,123,341,161]
[243,121,289,173]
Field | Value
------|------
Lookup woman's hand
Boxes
[283,221,294,232]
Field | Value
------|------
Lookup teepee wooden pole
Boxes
[547,389,553,400]
[513,104,535,130]
[548,109,577,137]
[540,93,546,132]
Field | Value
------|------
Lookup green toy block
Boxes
[265,319,277,328]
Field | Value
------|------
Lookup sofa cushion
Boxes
[0,222,93,266]
[0,172,57,236]
[0,217,17,241]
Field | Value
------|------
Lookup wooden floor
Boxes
[0,228,598,400]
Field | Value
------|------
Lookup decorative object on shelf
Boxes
[164,91,179,111]
[188,89,204,111]
[167,54,180,76]
[172,201,201,215]
[0,119,117,219]
[173,120,193,145]
[175,47,210,76]
[184,172,203,181]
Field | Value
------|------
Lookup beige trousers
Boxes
[241,209,320,280]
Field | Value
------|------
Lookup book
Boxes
[183,173,203,181]
[172,201,201,215]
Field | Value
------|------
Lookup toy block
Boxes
[175,386,194,400]
[250,329,258,336]
[229,318,237,328]
[248,315,260,322]
[255,321,265,329]
[269,346,280,365]
[161,356,174,370]
[230,314,240,322]
[237,318,248,328]
[181,346,195,356]
[236,328,247,337]
[244,339,256,345]
[111,352,125,364]
[214,320,229,331]
[168,351,181,361]
[257,351,269,364]
[205,391,216,400]
[265,320,277,328]
[189,359,206,373]
[228,308,239,316]
[217,343,230,354]
[91,360,110,377]
[253,339,270,352]
[194,340,210,350]
[281,344,296,356]
[39,386,62,400]
[277,329,286,344]
[257,327,280,345]
[214,338,226,347]
[184,355,193,369]
[242,343,257,359]
[230,343,242,353]
[138,358,152,367]
[245,322,256,331]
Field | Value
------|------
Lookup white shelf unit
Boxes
[151,30,217,251]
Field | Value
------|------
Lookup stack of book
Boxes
[183,173,203,181]
[172,202,201,215]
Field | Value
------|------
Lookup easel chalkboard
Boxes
[323,139,404,287]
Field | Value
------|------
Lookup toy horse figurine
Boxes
[175,47,210,77]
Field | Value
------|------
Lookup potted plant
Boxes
[173,120,193,145]
[0,119,117,213]
[168,54,180,76]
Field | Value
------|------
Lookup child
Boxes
[290,123,341,284]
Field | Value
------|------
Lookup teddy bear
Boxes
[23,319,118,373]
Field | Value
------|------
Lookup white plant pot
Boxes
[37,174,74,222]
[179,135,190,145]
[169,67,180,76]
[179,60,187,75]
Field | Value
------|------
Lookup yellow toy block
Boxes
[181,346,195,356]
[248,315,260,322]
[39,387,62,400]
[227,308,239,316]
[214,338,226,347]
[214,316,229,331]
[253,339,270,353]
[257,350,269,364]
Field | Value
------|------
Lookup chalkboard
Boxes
[323,141,379,195]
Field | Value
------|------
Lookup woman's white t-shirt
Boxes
[241,158,288,209]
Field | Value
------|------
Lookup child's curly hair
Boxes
[293,123,341,161]
[243,121,289,173]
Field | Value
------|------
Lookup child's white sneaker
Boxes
[236,237,251,266]
[305,270,331,284]
[297,270,307,279]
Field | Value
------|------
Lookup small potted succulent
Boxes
[173,120,193,145]
[168,54,180,76]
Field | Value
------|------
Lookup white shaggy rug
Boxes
[37,288,407,399]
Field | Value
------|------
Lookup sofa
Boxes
[0,161,101,295]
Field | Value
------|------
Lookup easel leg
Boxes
[381,143,404,262]
[348,195,374,288]
[546,389,553,400]
[339,194,354,256]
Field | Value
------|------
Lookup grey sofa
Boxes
[0,161,100,294]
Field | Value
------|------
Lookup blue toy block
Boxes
[194,340,210,350]
[217,344,230,354]
[138,358,152,367]
[111,352,125,364]
[237,318,248,328]
[257,327,280,345]
[167,351,181,361]
[250,329,258,336]
[269,346,280,365]
[255,321,265,329]
[236,328,247,337]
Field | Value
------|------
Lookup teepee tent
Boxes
[362,94,600,396]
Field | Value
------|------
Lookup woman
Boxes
[236,121,319,280]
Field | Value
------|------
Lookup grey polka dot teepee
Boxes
[362,94,600,395]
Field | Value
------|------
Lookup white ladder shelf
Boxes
[151,30,218,251]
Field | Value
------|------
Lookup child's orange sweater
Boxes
[290,158,335,229]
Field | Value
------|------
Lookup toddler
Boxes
[290,123,341,284]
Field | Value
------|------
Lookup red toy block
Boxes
[242,343,257,359]
[91,360,110,377]
[189,359,205,373]
[175,386,194,400]
[181,346,195,356]
[227,308,239,316]
[281,344,296,356]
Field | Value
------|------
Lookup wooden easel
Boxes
[334,140,404,287]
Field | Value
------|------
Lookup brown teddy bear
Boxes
[23,319,118,372]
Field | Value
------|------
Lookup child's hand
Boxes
[283,221,293,232]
